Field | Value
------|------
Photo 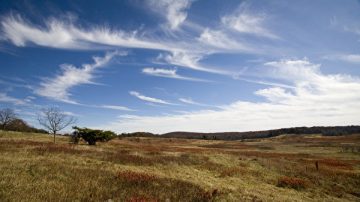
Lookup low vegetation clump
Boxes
[219,167,245,177]
[32,144,87,155]
[277,176,307,190]
[117,171,156,184]
[318,159,353,170]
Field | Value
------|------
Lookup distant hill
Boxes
[161,126,360,140]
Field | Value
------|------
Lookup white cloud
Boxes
[0,77,33,90]
[234,77,295,89]
[178,97,211,107]
[0,14,177,51]
[100,105,134,111]
[198,28,253,51]
[0,14,251,76]
[344,25,360,36]
[129,91,174,105]
[35,51,125,103]
[264,58,322,82]
[0,92,27,105]
[0,14,267,78]
[147,0,194,30]
[325,54,360,64]
[24,96,36,103]
[339,54,360,63]
[221,3,278,39]
[63,111,80,117]
[254,87,295,103]
[142,67,208,82]
[178,97,198,105]
[98,59,360,133]
[157,51,233,75]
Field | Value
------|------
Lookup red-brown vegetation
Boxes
[277,176,307,190]
[118,171,156,184]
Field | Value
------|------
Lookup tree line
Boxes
[0,107,116,145]
[0,107,76,143]
[0,108,47,133]
[161,126,360,140]
[2,107,360,144]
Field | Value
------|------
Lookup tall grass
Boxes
[0,131,360,201]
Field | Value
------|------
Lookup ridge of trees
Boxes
[0,108,47,133]
[2,107,360,142]
[161,126,360,140]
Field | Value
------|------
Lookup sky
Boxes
[0,0,360,134]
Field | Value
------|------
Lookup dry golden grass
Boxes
[0,130,360,201]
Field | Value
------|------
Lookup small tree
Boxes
[38,107,77,143]
[0,108,17,130]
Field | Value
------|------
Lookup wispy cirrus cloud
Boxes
[197,28,253,51]
[0,13,264,78]
[338,54,360,64]
[129,91,174,105]
[142,67,209,82]
[178,97,212,107]
[0,14,178,51]
[157,51,234,75]
[221,3,278,39]
[146,0,194,30]
[344,25,360,36]
[100,105,134,111]
[178,97,198,105]
[35,51,125,104]
[0,13,246,77]
[98,59,360,133]
[323,54,360,64]
[0,92,27,105]
[0,76,33,90]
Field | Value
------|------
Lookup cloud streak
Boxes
[35,51,125,103]
[142,67,209,82]
[100,105,134,111]
[221,3,278,39]
[0,13,260,77]
[129,91,174,105]
[0,14,178,51]
[198,28,253,51]
[147,0,194,30]
[178,97,213,107]
[324,54,360,64]
[0,92,27,105]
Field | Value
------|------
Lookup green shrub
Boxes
[72,127,116,145]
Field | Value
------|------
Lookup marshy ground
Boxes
[0,131,359,201]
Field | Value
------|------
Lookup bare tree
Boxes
[38,107,77,143]
[0,108,17,130]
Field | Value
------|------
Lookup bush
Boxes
[72,127,116,145]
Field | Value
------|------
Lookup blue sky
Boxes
[0,0,360,133]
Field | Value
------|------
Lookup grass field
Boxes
[0,131,359,201]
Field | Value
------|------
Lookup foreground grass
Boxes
[0,131,360,201]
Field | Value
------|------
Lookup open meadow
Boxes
[0,131,359,202]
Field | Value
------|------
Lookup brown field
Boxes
[0,131,360,201]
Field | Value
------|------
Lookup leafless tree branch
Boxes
[37,107,77,143]
[0,108,17,130]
